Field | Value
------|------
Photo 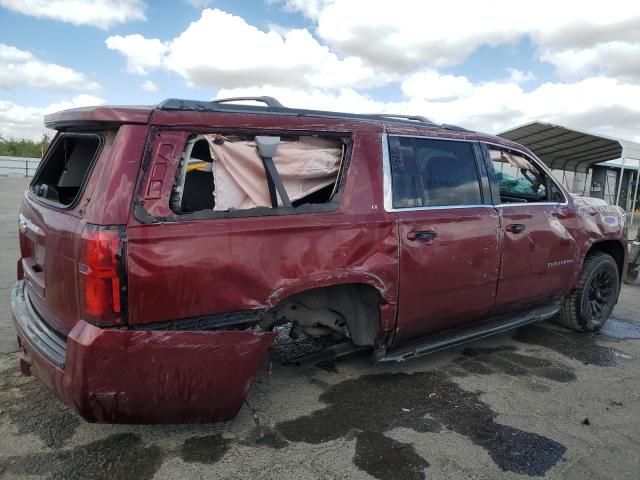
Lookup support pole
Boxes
[631,169,639,227]
[615,157,626,208]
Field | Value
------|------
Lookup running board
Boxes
[379,304,560,363]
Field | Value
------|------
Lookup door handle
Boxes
[506,223,526,234]
[407,230,438,241]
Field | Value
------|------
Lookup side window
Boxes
[170,134,344,214]
[488,147,565,204]
[389,136,482,208]
[30,134,102,206]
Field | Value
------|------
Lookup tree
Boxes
[0,133,51,158]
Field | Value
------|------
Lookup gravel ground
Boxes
[1,176,639,480]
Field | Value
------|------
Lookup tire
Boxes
[555,252,619,332]
[624,267,639,285]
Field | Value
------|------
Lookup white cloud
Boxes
[106,8,387,89]
[273,0,329,19]
[217,76,640,143]
[0,94,105,140]
[0,0,146,29]
[0,43,100,91]
[401,70,474,101]
[106,34,168,74]
[284,0,640,79]
[505,68,536,85]
[102,4,640,145]
[541,42,640,82]
[140,79,158,92]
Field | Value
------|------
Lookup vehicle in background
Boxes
[625,227,640,284]
[12,97,627,423]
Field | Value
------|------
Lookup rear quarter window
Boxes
[170,133,345,215]
[30,133,102,207]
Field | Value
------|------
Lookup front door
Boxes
[386,135,501,344]
[484,143,578,314]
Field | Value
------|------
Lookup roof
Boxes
[498,121,640,173]
[45,96,474,134]
[157,97,475,131]
[45,105,153,129]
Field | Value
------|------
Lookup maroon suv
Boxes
[12,97,627,424]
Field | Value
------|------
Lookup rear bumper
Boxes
[12,280,276,423]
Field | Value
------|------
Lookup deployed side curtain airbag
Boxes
[489,148,539,173]
[205,135,341,211]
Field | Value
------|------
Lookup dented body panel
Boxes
[13,102,628,424]
[126,126,398,327]
[14,281,275,423]
[492,203,579,314]
[395,207,501,343]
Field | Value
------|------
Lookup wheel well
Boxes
[266,283,381,346]
[585,240,625,278]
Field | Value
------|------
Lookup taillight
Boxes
[78,224,126,326]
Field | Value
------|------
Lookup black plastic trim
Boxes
[380,304,560,363]
[129,309,266,332]
[12,281,67,369]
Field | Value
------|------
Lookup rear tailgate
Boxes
[20,201,86,335]
[19,128,130,335]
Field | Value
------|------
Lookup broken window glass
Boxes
[171,134,343,214]
[30,134,102,206]
[489,147,564,203]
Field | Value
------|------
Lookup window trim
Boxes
[481,141,569,207]
[27,132,104,211]
[382,133,490,212]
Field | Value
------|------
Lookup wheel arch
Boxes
[266,279,395,347]
[583,239,626,281]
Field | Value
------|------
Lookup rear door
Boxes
[386,135,501,344]
[482,143,578,314]
[125,127,398,328]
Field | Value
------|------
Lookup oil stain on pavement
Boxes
[181,434,232,464]
[354,431,430,480]
[1,433,164,480]
[277,355,569,479]
[513,323,628,367]
[451,346,577,382]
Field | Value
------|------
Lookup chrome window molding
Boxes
[382,133,492,212]
[387,204,493,212]
[495,202,569,208]
[388,133,476,142]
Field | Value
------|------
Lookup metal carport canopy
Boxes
[498,121,640,173]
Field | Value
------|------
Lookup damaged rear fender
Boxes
[65,320,276,423]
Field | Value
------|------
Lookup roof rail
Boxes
[366,113,434,124]
[156,98,475,131]
[211,96,284,108]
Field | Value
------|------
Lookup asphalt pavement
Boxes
[1,176,639,480]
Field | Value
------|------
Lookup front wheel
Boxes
[555,252,619,332]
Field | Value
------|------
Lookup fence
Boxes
[0,156,41,177]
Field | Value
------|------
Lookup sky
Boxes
[1,0,640,141]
